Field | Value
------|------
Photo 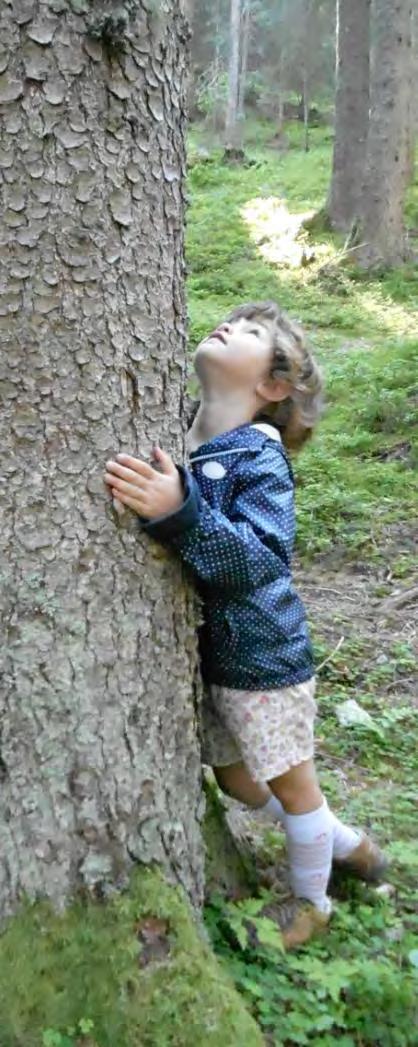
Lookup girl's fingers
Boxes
[105,462,146,487]
[115,454,155,479]
[112,489,145,512]
[106,476,146,500]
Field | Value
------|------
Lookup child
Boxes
[104,300,387,948]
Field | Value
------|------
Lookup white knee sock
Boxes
[284,801,333,913]
[260,793,285,822]
[261,795,361,860]
[330,812,361,859]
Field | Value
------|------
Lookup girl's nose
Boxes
[219,322,232,334]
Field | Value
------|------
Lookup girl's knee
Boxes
[213,762,269,806]
[268,760,322,814]
[213,762,239,795]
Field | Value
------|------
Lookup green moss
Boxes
[0,868,263,1046]
[203,775,257,896]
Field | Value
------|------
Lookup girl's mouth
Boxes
[208,329,226,344]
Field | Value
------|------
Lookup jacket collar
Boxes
[189,422,282,461]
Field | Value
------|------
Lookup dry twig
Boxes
[316,635,345,673]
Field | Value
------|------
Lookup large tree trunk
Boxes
[327,0,371,230]
[0,0,204,919]
[356,0,413,266]
[224,0,244,160]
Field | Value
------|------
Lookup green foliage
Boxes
[187,121,418,558]
[41,1019,94,1047]
[0,869,263,1046]
[205,882,418,1046]
[207,892,284,952]
[195,70,229,119]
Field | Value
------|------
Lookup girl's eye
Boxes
[249,328,259,336]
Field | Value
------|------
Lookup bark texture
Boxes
[328,0,371,229]
[356,0,413,266]
[0,0,204,919]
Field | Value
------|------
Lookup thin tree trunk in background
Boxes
[237,0,250,122]
[302,0,316,154]
[327,0,371,230]
[405,4,416,183]
[303,68,309,152]
[212,0,223,133]
[0,0,203,919]
[224,0,244,159]
[356,0,413,266]
[277,48,284,132]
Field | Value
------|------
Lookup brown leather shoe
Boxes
[334,832,388,883]
[277,898,331,950]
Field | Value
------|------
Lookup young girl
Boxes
[104,300,387,948]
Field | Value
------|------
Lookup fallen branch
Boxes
[381,586,418,611]
[301,585,358,603]
[383,676,416,693]
[316,635,345,673]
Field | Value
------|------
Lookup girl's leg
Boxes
[212,762,360,850]
[213,761,285,820]
[270,758,375,866]
[268,758,333,914]
[214,760,386,887]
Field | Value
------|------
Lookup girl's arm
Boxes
[142,445,295,596]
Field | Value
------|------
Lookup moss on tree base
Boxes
[0,868,263,1046]
[202,773,258,897]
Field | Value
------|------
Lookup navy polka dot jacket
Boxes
[142,422,314,690]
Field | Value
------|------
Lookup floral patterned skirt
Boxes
[200,677,317,781]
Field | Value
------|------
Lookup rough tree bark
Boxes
[355,0,413,266]
[327,0,371,230]
[224,0,244,160]
[0,0,204,920]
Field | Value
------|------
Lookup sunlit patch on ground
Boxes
[241,195,331,269]
[353,288,418,337]
[242,195,417,339]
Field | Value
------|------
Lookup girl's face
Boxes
[194,316,275,394]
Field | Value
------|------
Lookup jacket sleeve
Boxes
[141,446,295,596]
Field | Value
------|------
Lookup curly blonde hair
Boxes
[225,300,323,452]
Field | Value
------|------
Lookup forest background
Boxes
[0,1,417,1045]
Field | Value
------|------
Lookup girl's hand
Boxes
[104,447,184,520]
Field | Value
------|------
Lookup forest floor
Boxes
[187,119,418,1045]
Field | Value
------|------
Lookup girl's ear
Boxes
[256,375,291,403]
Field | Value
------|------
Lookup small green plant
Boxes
[206,891,284,952]
[42,1019,94,1047]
